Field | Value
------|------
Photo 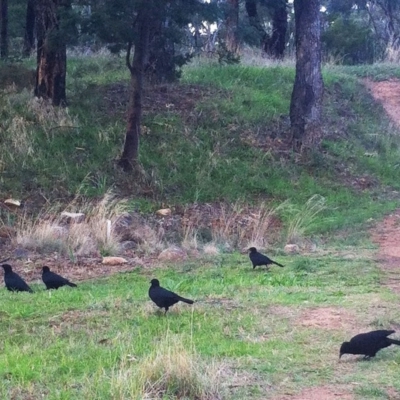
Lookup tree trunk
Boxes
[23,0,35,57]
[34,0,67,106]
[118,7,150,172]
[0,0,8,58]
[226,0,239,54]
[245,0,269,49]
[265,0,287,59]
[290,0,324,152]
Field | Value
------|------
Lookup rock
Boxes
[60,212,85,223]
[102,256,128,265]
[4,199,21,207]
[158,246,187,262]
[284,244,300,254]
[120,241,137,250]
[156,208,171,216]
[0,225,16,238]
[13,248,30,259]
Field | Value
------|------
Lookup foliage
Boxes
[86,0,218,83]
[322,16,375,64]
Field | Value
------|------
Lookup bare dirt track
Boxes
[366,78,400,294]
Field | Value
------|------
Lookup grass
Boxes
[1,57,400,238]
[2,54,400,397]
[1,247,400,398]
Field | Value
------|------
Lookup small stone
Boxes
[60,212,85,223]
[102,256,128,265]
[158,246,187,262]
[13,248,30,259]
[120,241,137,250]
[284,244,300,254]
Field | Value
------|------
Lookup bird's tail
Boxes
[273,261,285,268]
[179,297,194,305]
[388,338,400,345]
[67,282,78,288]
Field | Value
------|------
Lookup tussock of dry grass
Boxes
[111,335,225,399]
[14,192,127,257]
[285,195,327,245]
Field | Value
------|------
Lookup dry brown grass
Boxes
[13,191,127,257]
[285,194,327,245]
[111,334,225,399]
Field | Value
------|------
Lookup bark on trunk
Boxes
[0,0,8,58]
[265,0,287,59]
[290,0,324,152]
[226,0,239,54]
[23,0,35,57]
[118,7,150,172]
[34,0,67,106]
[245,0,268,48]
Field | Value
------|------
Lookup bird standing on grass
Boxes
[42,266,77,290]
[339,330,400,360]
[148,278,194,314]
[248,247,285,269]
[1,264,33,293]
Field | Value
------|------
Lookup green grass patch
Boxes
[1,58,400,236]
[1,250,400,398]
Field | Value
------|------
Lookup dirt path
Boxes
[366,78,400,294]
[364,78,400,128]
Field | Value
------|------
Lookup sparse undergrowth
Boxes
[1,57,400,238]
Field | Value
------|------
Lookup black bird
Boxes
[340,330,400,360]
[1,264,33,293]
[148,278,194,314]
[248,247,284,269]
[42,266,77,290]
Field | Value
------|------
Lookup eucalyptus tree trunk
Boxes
[34,0,67,106]
[23,0,35,57]
[265,0,287,59]
[290,0,324,152]
[225,0,239,54]
[0,0,8,58]
[118,5,151,172]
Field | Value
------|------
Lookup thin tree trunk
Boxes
[34,0,67,106]
[245,0,269,50]
[23,0,35,57]
[226,0,239,54]
[118,7,150,172]
[265,0,287,59]
[290,0,324,152]
[0,0,8,58]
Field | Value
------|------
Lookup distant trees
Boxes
[0,0,8,58]
[245,0,288,58]
[290,0,324,151]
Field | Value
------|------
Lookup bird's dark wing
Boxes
[7,273,32,292]
[45,271,69,284]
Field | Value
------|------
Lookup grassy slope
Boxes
[1,253,400,399]
[2,59,400,398]
[1,59,400,235]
